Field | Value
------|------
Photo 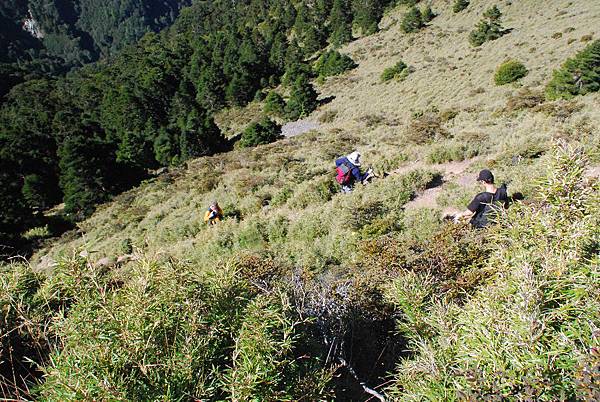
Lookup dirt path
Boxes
[398,157,480,212]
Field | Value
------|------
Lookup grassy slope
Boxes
[33,0,599,267]
[5,1,600,400]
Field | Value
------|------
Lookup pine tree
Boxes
[453,0,469,13]
[269,32,288,73]
[58,133,118,219]
[352,0,385,36]
[469,6,506,47]
[285,74,318,120]
[400,6,424,33]
[0,157,32,248]
[264,91,286,117]
[546,40,600,99]
[238,117,282,148]
[329,0,353,47]
[314,50,357,78]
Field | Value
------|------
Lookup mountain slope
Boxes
[2,1,600,400]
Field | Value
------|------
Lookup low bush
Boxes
[405,112,450,144]
[427,143,478,164]
[386,145,600,400]
[494,60,528,85]
[545,39,600,100]
[313,50,357,78]
[238,118,282,148]
[1,256,332,401]
[505,88,545,112]
[469,6,507,47]
[381,60,410,82]
[453,0,469,13]
[421,5,435,23]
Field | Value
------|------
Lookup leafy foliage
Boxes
[494,60,528,85]
[546,39,600,100]
[0,256,332,401]
[421,5,436,23]
[469,5,507,47]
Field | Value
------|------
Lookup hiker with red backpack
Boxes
[335,151,373,193]
[453,169,509,228]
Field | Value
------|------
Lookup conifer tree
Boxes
[264,91,286,116]
[58,133,118,219]
[285,74,318,120]
[469,5,506,47]
[401,6,424,33]
[352,0,385,36]
[329,0,353,47]
[453,0,469,13]
[0,157,32,248]
[546,39,600,99]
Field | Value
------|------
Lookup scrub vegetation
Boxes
[1,0,600,400]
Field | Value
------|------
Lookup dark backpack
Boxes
[336,163,352,185]
[471,184,508,228]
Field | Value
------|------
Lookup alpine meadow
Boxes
[1,0,599,401]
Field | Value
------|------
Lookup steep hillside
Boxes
[0,0,190,97]
[2,1,599,400]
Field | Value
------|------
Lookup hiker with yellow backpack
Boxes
[335,151,374,193]
[204,201,224,225]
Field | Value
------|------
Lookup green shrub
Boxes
[469,5,507,47]
[386,145,600,400]
[23,257,332,401]
[427,143,477,164]
[238,118,282,148]
[545,39,600,100]
[453,0,469,13]
[381,60,409,82]
[401,6,424,33]
[421,5,435,23]
[263,91,286,117]
[313,50,357,78]
[494,60,528,85]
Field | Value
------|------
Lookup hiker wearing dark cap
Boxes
[335,151,374,193]
[204,201,224,225]
[454,169,509,228]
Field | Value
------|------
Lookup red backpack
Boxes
[336,163,352,184]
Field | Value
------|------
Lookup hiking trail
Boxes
[396,157,480,213]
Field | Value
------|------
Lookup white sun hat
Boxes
[347,151,361,166]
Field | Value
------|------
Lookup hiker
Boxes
[453,169,509,228]
[204,201,224,225]
[335,151,373,193]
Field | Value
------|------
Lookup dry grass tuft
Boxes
[405,112,450,144]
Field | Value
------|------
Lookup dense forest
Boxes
[0,0,395,254]
[0,0,191,98]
